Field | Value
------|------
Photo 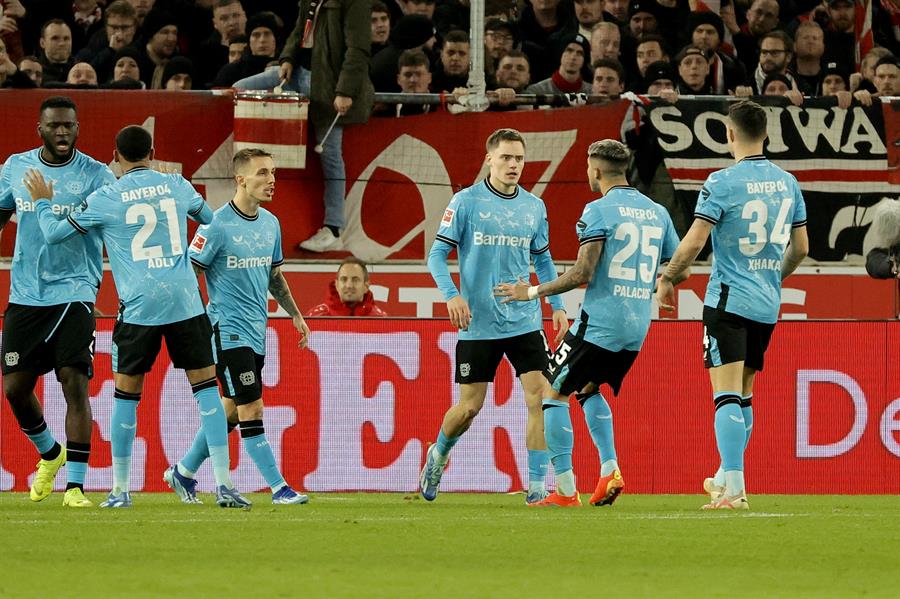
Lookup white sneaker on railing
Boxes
[299,227,343,252]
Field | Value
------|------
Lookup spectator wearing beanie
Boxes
[761,72,793,96]
[135,9,179,89]
[106,45,144,88]
[162,55,194,90]
[686,10,746,94]
[212,11,282,87]
[642,59,676,94]
[525,33,592,96]
[675,45,712,94]
[370,14,435,92]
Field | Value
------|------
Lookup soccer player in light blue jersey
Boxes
[0,96,116,508]
[420,128,570,504]
[496,140,682,507]
[656,100,809,510]
[28,125,251,509]
[165,148,311,506]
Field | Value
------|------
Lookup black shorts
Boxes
[214,327,264,405]
[544,332,638,397]
[112,313,215,375]
[455,330,550,384]
[1,302,96,378]
[702,306,775,371]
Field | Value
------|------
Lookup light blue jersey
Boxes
[34,167,213,325]
[428,179,564,341]
[576,186,679,351]
[695,156,807,324]
[189,202,283,355]
[0,148,116,306]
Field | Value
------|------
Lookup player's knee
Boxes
[56,368,90,404]
[465,405,483,421]
[3,379,30,404]
[238,399,264,421]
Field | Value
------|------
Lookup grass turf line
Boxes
[2,493,899,598]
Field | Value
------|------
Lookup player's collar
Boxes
[124,166,150,174]
[484,178,518,200]
[739,155,766,162]
[606,185,635,192]
[229,201,259,221]
[37,148,77,168]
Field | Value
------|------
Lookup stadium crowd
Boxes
[0,0,898,248]
[0,0,896,101]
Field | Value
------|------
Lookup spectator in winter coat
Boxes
[306,258,389,316]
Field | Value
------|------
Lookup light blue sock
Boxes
[741,395,753,450]
[111,393,139,492]
[21,419,56,456]
[240,420,285,492]
[194,383,232,488]
[67,461,87,486]
[527,449,549,484]
[714,393,745,472]
[65,441,90,487]
[543,399,573,475]
[581,393,617,468]
[434,428,459,458]
[179,428,210,476]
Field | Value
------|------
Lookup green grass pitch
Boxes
[2,493,899,598]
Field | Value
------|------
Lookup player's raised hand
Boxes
[293,314,310,349]
[447,295,471,330]
[23,169,53,201]
[655,277,676,312]
[551,309,569,344]
[493,277,531,303]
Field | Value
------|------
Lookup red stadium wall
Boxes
[1,265,896,319]
[2,318,898,494]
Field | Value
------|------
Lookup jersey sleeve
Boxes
[434,193,467,248]
[694,173,728,225]
[529,202,551,255]
[272,220,284,268]
[791,177,807,228]
[189,223,221,269]
[183,177,213,224]
[0,160,14,212]
[91,163,117,192]
[68,189,107,234]
[576,203,607,245]
[35,190,104,243]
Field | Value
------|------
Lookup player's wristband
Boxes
[527,285,540,300]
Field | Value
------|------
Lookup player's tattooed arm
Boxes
[495,240,603,302]
[269,267,300,316]
[537,240,603,297]
[270,267,310,348]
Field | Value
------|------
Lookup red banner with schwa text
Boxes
[1,318,898,495]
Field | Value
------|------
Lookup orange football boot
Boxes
[529,490,582,507]
[589,469,624,506]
